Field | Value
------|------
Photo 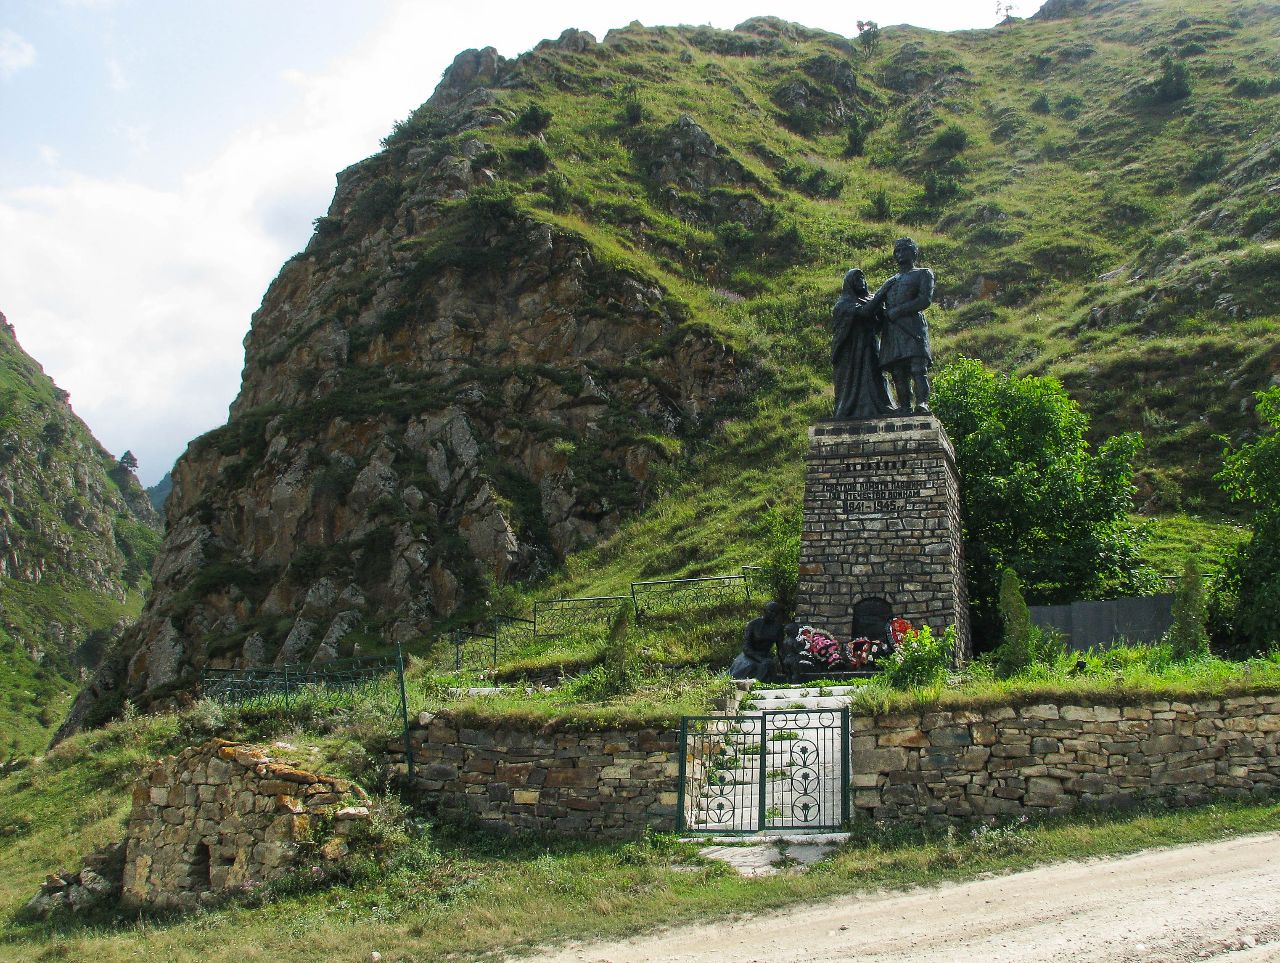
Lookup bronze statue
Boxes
[730,601,785,681]
[831,269,893,419]
[870,237,934,413]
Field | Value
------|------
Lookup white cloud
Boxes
[106,56,128,91]
[38,145,60,167]
[0,29,36,79]
[0,2,452,483]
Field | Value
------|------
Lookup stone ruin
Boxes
[121,739,371,909]
[28,738,373,916]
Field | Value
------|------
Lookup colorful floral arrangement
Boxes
[791,622,903,673]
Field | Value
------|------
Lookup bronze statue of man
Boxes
[870,237,934,413]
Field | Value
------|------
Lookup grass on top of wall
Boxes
[831,645,1280,718]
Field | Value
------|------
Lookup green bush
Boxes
[931,123,970,155]
[866,187,894,221]
[1209,387,1280,656]
[779,163,844,199]
[1057,94,1085,119]
[759,502,801,615]
[923,171,963,206]
[515,103,553,135]
[988,569,1063,677]
[882,625,954,687]
[510,142,551,173]
[1233,75,1280,97]
[1151,56,1191,103]
[1169,556,1210,661]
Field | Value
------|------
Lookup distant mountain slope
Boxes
[63,0,1280,730]
[146,472,173,512]
[0,314,161,751]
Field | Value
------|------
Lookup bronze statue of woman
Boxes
[831,268,892,419]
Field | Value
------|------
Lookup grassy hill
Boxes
[383,0,1277,630]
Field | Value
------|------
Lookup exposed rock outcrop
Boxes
[61,46,744,733]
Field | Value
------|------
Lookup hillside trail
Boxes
[514,831,1280,963]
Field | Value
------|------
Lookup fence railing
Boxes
[452,630,498,672]
[631,573,753,619]
[533,595,630,636]
[199,644,413,776]
[444,566,770,672]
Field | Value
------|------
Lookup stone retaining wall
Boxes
[852,693,1280,824]
[392,713,680,837]
[121,739,370,909]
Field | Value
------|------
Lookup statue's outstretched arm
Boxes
[869,278,894,311]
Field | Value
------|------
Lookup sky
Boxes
[1,0,1044,486]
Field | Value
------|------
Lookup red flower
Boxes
[890,618,913,644]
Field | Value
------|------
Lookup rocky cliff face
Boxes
[0,314,160,747]
[63,37,745,731]
[0,317,158,594]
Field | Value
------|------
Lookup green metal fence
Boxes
[631,574,753,620]
[678,708,849,834]
[533,595,631,636]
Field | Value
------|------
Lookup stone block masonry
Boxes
[851,693,1280,824]
[120,739,370,910]
[392,712,680,838]
[796,414,970,659]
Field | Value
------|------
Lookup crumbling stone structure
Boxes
[120,739,370,909]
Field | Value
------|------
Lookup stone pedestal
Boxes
[795,414,971,661]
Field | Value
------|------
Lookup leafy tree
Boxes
[933,358,1157,648]
[1209,387,1280,656]
[1168,556,1209,661]
[856,20,881,58]
[119,450,138,472]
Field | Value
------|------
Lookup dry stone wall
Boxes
[393,712,680,837]
[121,739,370,909]
[851,693,1280,824]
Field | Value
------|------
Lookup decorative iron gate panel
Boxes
[678,709,849,834]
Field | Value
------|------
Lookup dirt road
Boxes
[518,833,1280,963]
